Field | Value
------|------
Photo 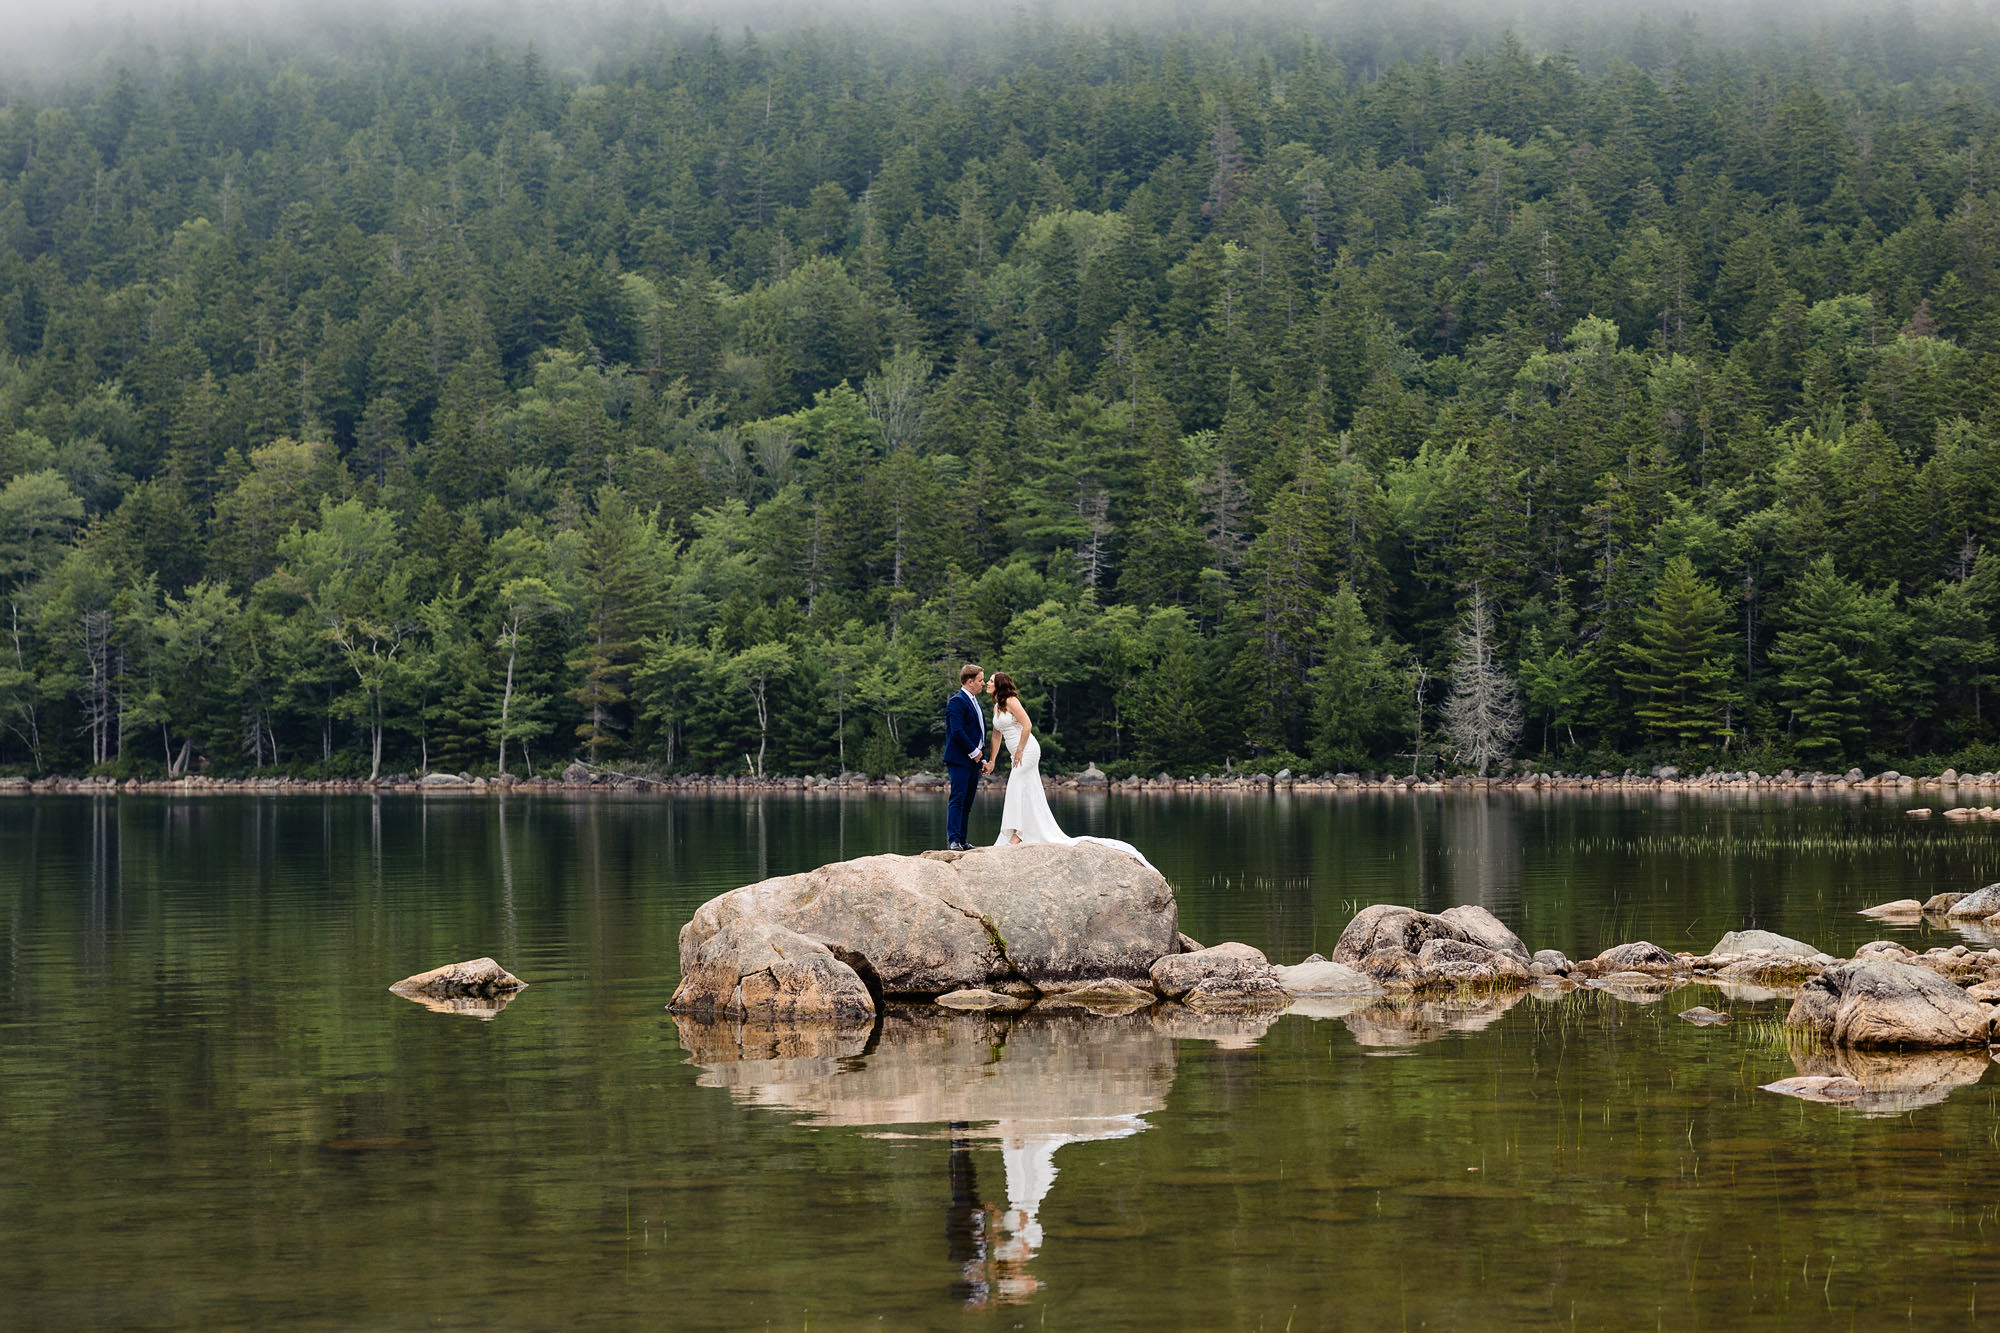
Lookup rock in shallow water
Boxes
[672,921,876,1021]
[1945,883,2000,920]
[1270,958,1382,996]
[1786,959,1994,1048]
[1150,942,1270,998]
[674,843,1178,1005]
[1859,899,1924,918]
[1677,1006,1731,1025]
[1711,929,1823,958]
[1329,904,1530,990]
[390,957,526,999]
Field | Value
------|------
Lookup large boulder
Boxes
[671,921,877,1021]
[1437,905,1532,963]
[1944,883,2000,920]
[1785,960,1995,1048]
[674,843,1177,1003]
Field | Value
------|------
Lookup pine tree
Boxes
[1617,556,1735,746]
[568,489,668,758]
[1767,556,1901,761]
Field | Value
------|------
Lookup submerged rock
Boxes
[1677,1006,1731,1026]
[389,957,526,999]
[1038,977,1157,1014]
[1785,960,1995,1048]
[935,988,1030,1011]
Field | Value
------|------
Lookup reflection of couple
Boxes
[942,663,1150,866]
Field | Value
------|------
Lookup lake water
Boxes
[5,790,2000,1329]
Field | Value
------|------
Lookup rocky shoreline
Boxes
[8,761,2000,799]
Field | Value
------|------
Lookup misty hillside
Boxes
[2,7,1999,779]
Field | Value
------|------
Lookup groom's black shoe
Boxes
[947,841,972,851]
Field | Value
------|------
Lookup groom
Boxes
[943,663,993,850]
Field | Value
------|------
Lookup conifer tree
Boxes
[1617,555,1735,746]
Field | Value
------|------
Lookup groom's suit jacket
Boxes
[943,689,984,770]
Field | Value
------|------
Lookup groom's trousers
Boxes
[945,763,980,846]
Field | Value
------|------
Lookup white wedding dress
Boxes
[992,706,1154,869]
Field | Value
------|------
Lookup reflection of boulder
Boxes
[1589,972,1681,1004]
[391,988,523,1020]
[679,1007,1172,1129]
[1340,991,1529,1047]
[678,1005,1168,1306]
[671,1014,873,1068]
[674,844,1177,1006]
[1147,1003,1283,1049]
[1787,960,1995,1047]
[1761,1046,1991,1116]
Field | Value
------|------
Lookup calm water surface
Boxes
[5,790,2000,1329]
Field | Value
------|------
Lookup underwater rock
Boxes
[1786,959,1994,1048]
[936,988,1030,1011]
[1677,1006,1731,1025]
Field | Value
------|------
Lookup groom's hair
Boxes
[959,663,983,685]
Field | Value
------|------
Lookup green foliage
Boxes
[0,13,1998,776]
[1618,556,1736,748]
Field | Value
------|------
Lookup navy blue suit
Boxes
[942,688,986,847]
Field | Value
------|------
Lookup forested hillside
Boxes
[4,6,2000,779]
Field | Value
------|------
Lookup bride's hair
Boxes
[990,672,1018,707]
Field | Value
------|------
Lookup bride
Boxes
[983,672,1153,869]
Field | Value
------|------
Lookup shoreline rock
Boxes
[12,767,2000,799]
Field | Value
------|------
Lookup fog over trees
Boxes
[3,1,2000,778]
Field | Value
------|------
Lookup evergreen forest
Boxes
[5,3,2000,780]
